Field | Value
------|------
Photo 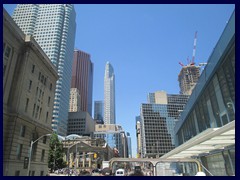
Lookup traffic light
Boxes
[94,153,97,159]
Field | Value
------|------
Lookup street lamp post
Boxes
[27,134,51,176]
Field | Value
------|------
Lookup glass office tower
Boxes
[140,91,189,158]
[71,50,93,116]
[12,4,76,135]
[94,101,104,124]
[104,62,115,124]
[173,11,235,176]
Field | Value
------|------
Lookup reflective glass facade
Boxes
[175,12,235,146]
[175,11,235,176]
[104,62,115,124]
[13,4,77,136]
[71,50,93,116]
[94,101,104,123]
[140,94,189,158]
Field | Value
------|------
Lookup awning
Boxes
[161,121,235,159]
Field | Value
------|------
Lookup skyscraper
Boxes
[104,62,115,124]
[94,101,104,124]
[140,91,189,158]
[126,132,132,158]
[178,65,201,95]
[12,4,76,136]
[71,50,93,116]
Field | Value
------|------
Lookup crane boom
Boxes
[191,31,197,65]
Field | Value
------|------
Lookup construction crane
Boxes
[190,31,198,65]
[179,62,184,66]
[179,31,198,67]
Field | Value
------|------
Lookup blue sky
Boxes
[3,4,235,157]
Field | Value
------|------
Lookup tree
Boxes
[48,133,67,172]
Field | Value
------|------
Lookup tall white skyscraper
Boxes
[12,4,76,136]
[104,61,115,124]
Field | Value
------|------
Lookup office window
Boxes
[43,136,47,144]
[36,87,38,96]
[16,144,23,160]
[35,106,39,118]
[32,104,36,117]
[20,125,26,137]
[41,75,44,83]
[39,89,42,99]
[3,43,12,76]
[38,72,41,80]
[25,98,29,112]
[41,149,45,162]
[46,112,49,122]
[32,64,35,73]
[48,97,51,106]
[28,80,32,91]
[39,108,42,119]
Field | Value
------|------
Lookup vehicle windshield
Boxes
[155,162,198,176]
[112,161,153,176]
[110,158,202,176]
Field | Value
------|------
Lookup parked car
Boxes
[115,169,125,176]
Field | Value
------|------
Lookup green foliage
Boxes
[48,133,67,172]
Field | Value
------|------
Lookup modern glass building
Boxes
[140,91,189,158]
[12,4,77,136]
[71,50,93,116]
[126,132,132,158]
[104,62,115,124]
[94,101,104,124]
[162,10,235,176]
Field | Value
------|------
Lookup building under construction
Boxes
[178,31,201,95]
[178,65,201,95]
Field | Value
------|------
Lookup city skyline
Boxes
[3,4,235,157]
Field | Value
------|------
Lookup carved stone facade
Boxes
[3,9,58,176]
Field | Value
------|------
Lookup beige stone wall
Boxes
[3,9,58,176]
